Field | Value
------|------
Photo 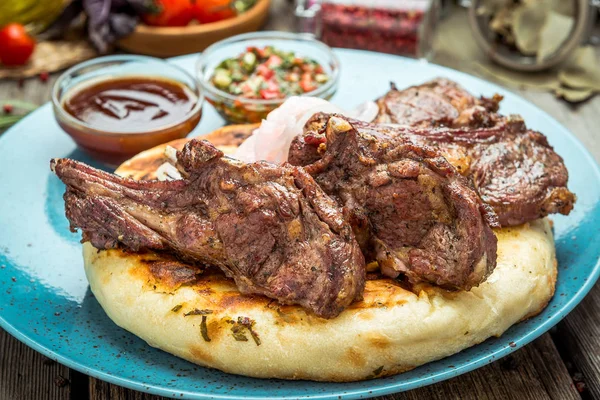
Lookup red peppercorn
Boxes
[3,104,13,114]
[39,71,49,83]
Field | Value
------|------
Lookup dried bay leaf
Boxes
[512,3,547,55]
[554,87,594,103]
[537,11,574,62]
[558,46,600,91]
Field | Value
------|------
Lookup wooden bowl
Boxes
[117,0,271,57]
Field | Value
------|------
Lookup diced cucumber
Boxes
[231,70,244,81]
[213,69,232,88]
[242,52,257,71]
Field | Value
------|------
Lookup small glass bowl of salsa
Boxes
[52,55,203,166]
[196,31,340,124]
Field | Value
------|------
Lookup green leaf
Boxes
[558,46,600,91]
[554,87,594,103]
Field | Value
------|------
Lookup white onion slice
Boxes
[233,97,380,163]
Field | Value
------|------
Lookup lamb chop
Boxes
[370,78,576,225]
[291,111,575,226]
[51,139,365,319]
[373,78,503,128]
[292,116,498,290]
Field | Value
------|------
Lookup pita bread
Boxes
[82,124,557,382]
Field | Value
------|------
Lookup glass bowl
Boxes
[52,55,203,167]
[196,31,340,124]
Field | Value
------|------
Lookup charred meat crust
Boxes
[373,78,503,127]
[363,78,575,225]
[290,108,575,227]
[293,115,498,290]
[51,139,366,319]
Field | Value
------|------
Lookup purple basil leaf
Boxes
[109,13,138,38]
[83,0,112,30]
[83,0,145,53]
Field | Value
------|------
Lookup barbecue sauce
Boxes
[57,76,202,166]
[64,77,197,131]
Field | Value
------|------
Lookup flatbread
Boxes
[83,124,557,382]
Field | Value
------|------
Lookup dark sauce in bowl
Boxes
[63,77,197,131]
[56,76,202,166]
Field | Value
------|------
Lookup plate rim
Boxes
[1,48,600,400]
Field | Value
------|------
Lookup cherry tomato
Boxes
[0,23,36,66]
[192,0,235,24]
[300,74,317,92]
[142,0,194,27]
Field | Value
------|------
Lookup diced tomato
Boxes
[257,64,274,79]
[302,63,315,73]
[315,65,324,74]
[300,80,317,92]
[265,79,279,91]
[259,89,281,100]
[247,46,266,58]
[265,55,282,68]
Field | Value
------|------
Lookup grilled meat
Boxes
[373,78,503,128]
[369,78,576,225]
[291,116,498,290]
[292,106,575,226]
[51,139,365,319]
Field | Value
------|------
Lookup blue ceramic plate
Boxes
[1,50,599,399]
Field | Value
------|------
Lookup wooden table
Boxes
[1,2,600,400]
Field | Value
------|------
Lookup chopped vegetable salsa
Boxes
[210,46,330,100]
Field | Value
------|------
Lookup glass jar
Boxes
[295,0,441,59]
[468,0,594,71]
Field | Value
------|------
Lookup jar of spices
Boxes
[295,0,441,59]
[468,0,596,71]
